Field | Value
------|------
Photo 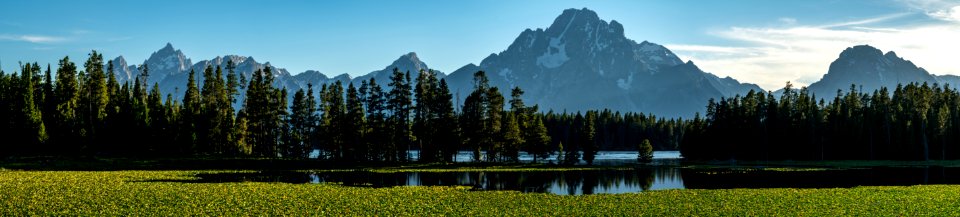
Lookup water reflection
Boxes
[309,151,683,165]
[190,165,960,195]
[195,168,683,195]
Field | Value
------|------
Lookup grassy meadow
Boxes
[2,170,959,216]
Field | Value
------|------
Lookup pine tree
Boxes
[234,111,252,155]
[200,65,231,154]
[485,86,504,162]
[129,65,151,155]
[564,113,584,165]
[264,69,285,157]
[638,139,654,163]
[582,111,598,165]
[460,71,505,162]
[510,87,527,117]
[277,87,289,158]
[345,83,366,161]
[217,64,236,155]
[363,78,387,161]
[288,89,310,159]
[556,141,565,164]
[53,56,80,154]
[42,64,55,140]
[162,93,180,156]
[501,112,523,162]
[462,90,483,162]
[413,69,442,162]
[509,86,532,162]
[387,68,413,162]
[320,81,345,160]
[239,72,247,90]
[147,84,165,154]
[115,82,135,154]
[242,67,284,157]
[180,69,201,155]
[461,71,487,162]
[525,115,552,163]
[16,63,47,153]
[0,71,10,155]
[225,60,240,106]
[435,79,460,163]
[81,51,108,152]
[304,84,319,158]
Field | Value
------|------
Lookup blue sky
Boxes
[1,0,959,89]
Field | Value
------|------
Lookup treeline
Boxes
[683,82,960,161]
[0,51,681,164]
[543,110,684,152]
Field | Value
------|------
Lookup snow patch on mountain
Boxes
[616,72,634,90]
[499,68,515,86]
[536,37,569,68]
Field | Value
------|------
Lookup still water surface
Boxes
[310,150,682,164]
[196,151,960,195]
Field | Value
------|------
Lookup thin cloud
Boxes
[0,34,68,43]
[929,5,960,22]
[779,17,798,25]
[816,13,910,28]
[667,45,756,54]
[670,13,960,90]
[900,0,960,22]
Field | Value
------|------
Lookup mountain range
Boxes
[107,43,428,108]
[100,8,956,118]
[105,8,762,118]
[806,45,960,98]
[443,8,760,117]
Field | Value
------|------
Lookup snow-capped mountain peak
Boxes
[141,43,193,85]
[444,7,760,117]
[107,56,138,84]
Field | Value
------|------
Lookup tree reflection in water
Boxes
[195,168,683,195]
[195,166,960,194]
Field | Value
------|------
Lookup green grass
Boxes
[683,159,960,169]
[2,170,959,215]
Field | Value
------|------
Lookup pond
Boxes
[195,168,683,195]
[436,150,682,165]
[191,164,960,195]
[192,146,960,195]
[311,150,683,165]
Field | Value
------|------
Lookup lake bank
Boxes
[0,151,679,171]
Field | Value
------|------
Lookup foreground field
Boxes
[1,170,959,215]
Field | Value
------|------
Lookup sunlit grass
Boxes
[2,170,959,215]
[684,159,960,168]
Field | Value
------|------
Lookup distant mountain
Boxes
[108,56,138,84]
[293,70,350,90]
[143,43,193,87]
[937,75,960,88]
[103,8,763,118]
[106,44,308,109]
[106,44,440,109]
[443,8,760,117]
[807,45,956,97]
[353,52,443,87]
[181,55,302,98]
